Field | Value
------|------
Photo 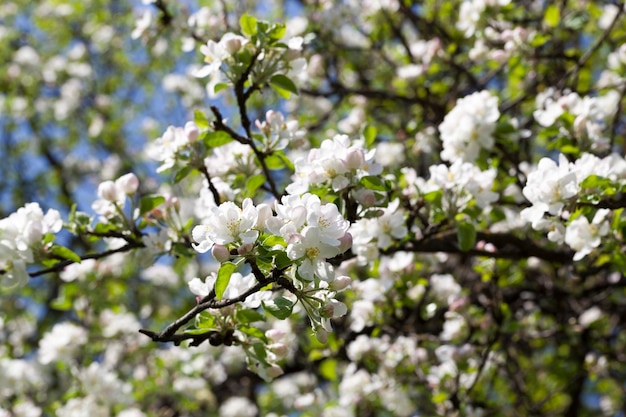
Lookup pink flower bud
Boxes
[338,232,353,254]
[211,244,230,262]
[237,243,254,256]
[184,121,199,142]
[116,173,139,195]
[265,364,284,379]
[330,275,351,291]
[98,180,119,202]
[345,148,365,170]
[269,343,288,358]
[265,328,286,342]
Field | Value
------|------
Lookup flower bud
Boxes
[338,232,353,254]
[184,121,199,142]
[268,342,288,359]
[211,244,230,263]
[116,173,139,195]
[265,363,284,379]
[237,243,254,256]
[98,180,119,202]
[314,327,328,344]
[330,275,351,292]
[265,328,286,342]
[345,148,365,170]
[221,33,246,55]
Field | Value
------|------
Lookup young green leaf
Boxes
[216,262,237,300]
[269,74,298,96]
[457,221,476,252]
[239,14,258,37]
[263,296,294,320]
[139,195,165,215]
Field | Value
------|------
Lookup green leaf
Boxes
[238,325,266,340]
[264,154,285,170]
[273,251,292,270]
[263,296,294,320]
[319,358,338,381]
[173,166,193,183]
[240,14,258,37]
[236,309,265,324]
[581,175,611,189]
[194,110,210,129]
[267,23,287,41]
[139,195,165,215]
[275,150,295,171]
[213,82,230,94]
[363,125,377,147]
[245,174,266,196]
[360,175,387,191]
[195,311,217,329]
[544,4,560,28]
[50,245,82,263]
[216,262,237,300]
[457,221,476,252]
[202,131,233,148]
[269,74,298,96]
[261,235,286,247]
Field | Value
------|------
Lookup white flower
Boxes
[425,160,498,211]
[55,397,108,417]
[430,273,462,305]
[564,209,610,261]
[375,199,407,248]
[521,154,579,228]
[255,110,306,150]
[192,198,259,253]
[79,362,132,405]
[579,306,603,328]
[38,322,87,365]
[0,203,62,289]
[188,272,271,307]
[305,196,350,246]
[219,396,258,417]
[141,229,172,256]
[287,226,338,281]
[195,33,249,79]
[439,90,500,163]
[286,135,382,194]
[146,125,195,172]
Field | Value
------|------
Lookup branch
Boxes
[382,230,574,263]
[197,164,222,205]
[558,5,624,89]
[210,106,283,200]
[28,242,144,278]
[139,270,295,346]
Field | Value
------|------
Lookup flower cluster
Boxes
[192,198,266,254]
[146,122,200,173]
[438,90,500,163]
[534,88,620,151]
[91,172,140,221]
[286,134,382,194]
[255,110,306,151]
[0,203,62,288]
[193,19,309,97]
[521,152,626,259]
[407,160,499,213]
[349,199,408,265]
[267,193,351,281]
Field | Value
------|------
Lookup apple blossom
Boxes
[439,90,500,163]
